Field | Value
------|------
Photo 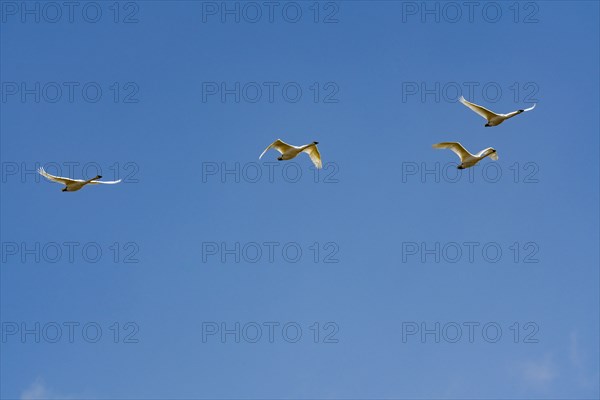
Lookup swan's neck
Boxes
[480,149,493,159]
[504,110,522,119]
[84,176,100,184]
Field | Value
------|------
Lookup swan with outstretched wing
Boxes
[259,139,322,169]
[38,167,121,192]
[459,96,536,127]
[432,142,498,169]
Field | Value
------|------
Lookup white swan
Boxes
[459,96,536,127]
[432,142,498,169]
[38,167,121,192]
[259,139,322,169]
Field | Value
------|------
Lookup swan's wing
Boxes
[38,167,78,185]
[259,139,294,159]
[459,96,498,120]
[432,142,472,162]
[88,179,122,185]
[303,145,322,169]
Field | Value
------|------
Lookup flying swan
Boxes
[459,96,536,127]
[432,142,498,169]
[38,167,121,192]
[259,139,322,169]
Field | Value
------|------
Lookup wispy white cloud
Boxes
[520,355,558,386]
[516,331,599,397]
[20,379,81,400]
[21,379,53,400]
[569,331,583,368]
[568,330,600,390]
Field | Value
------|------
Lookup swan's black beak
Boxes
[313,141,319,144]
[484,123,490,127]
[62,188,67,192]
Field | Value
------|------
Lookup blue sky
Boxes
[1,1,599,399]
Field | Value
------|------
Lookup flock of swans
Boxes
[432,96,536,169]
[37,97,535,191]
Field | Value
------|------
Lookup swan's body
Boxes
[38,167,121,192]
[432,142,498,169]
[459,96,536,127]
[259,139,322,169]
